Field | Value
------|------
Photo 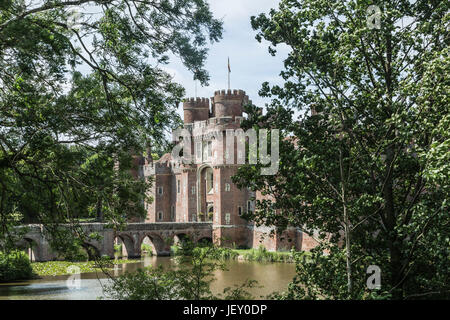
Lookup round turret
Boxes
[212,89,249,119]
[183,97,210,124]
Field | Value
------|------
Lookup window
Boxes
[171,206,175,221]
[191,186,196,194]
[157,211,163,221]
[238,206,243,216]
[157,187,163,195]
[247,200,252,213]
[177,180,180,193]
[205,168,213,194]
[196,142,202,160]
[225,213,231,225]
[225,183,231,192]
[192,214,197,222]
[207,141,212,158]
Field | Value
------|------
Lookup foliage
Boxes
[0,250,35,282]
[0,0,223,255]
[233,0,449,299]
[105,241,259,300]
[238,246,294,263]
[140,243,153,255]
[31,258,139,276]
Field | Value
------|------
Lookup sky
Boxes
[163,0,290,116]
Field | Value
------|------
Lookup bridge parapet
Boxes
[125,222,212,231]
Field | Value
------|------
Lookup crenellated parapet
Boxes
[211,89,250,119]
[183,97,210,124]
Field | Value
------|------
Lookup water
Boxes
[0,256,296,300]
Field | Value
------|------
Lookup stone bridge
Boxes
[18,222,213,262]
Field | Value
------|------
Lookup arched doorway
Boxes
[197,165,214,218]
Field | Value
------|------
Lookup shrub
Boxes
[0,250,35,282]
[114,244,122,253]
[141,243,153,255]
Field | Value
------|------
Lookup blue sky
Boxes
[163,0,290,116]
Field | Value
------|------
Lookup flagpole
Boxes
[228,57,231,90]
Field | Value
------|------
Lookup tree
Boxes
[233,0,449,299]
[0,0,222,254]
[104,241,258,300]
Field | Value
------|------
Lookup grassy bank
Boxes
[171,245,310,263]
[32,259,140,276]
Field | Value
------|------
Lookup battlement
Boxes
[213,89,247,98]
[211,89,249,119]
[183,97,210,109]
[183,97,210,124]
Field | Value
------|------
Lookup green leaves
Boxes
[234,0,449,299]
[0,1,222,256]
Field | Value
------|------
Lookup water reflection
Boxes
[0,256,296,300]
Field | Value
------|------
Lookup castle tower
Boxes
[212,89,249,120]
[183,97,210,124]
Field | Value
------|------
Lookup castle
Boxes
[138,89,318,251]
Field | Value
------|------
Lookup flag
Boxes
[228,57,231,73]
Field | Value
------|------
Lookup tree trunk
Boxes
[340,145,352,296]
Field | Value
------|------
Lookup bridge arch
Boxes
[81,242,101,260]
[197,237,213,246]
[16,237,40,262]
[114,234,136,258]
[138,233,167,256]
[173,233,190,246]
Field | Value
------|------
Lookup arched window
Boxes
[205,167,213,194]
[157,211,163,221]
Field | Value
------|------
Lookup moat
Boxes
[0,256,296,300]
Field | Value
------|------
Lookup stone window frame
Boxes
[247,200,252,213]
[171,206,175,221]
[225,213,231,225]
[157,186,163,195]
[196,141,202,160]
[225,183,231,192]
[238,206,243,217]
[191,186,196,194]
[157,211,163,221]
[207,140,212,158]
